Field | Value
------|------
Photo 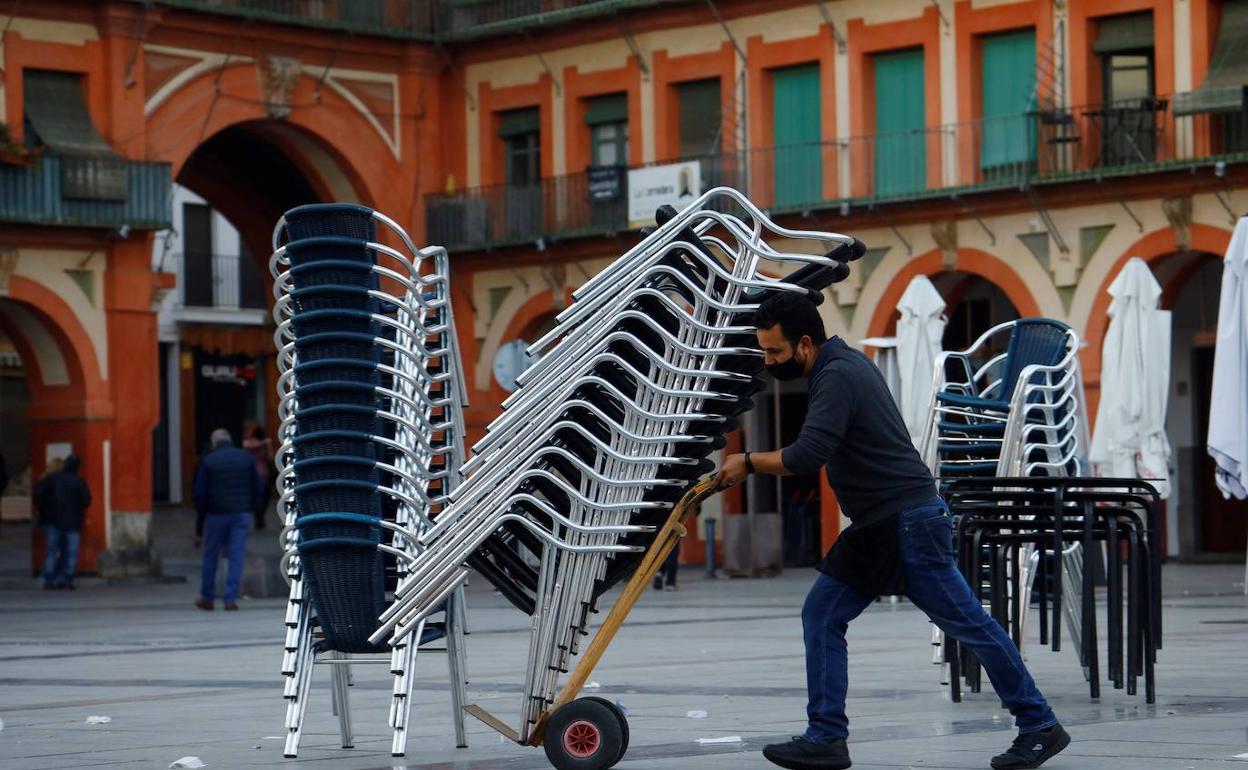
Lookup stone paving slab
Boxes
[0,564,1244,770]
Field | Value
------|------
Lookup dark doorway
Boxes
[182,202,214,307]
[193,350,256,455]
[1192,345,1248,552]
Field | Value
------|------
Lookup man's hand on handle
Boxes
[715,453,749,489]
[714,450,791,489]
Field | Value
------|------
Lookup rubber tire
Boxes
[581,696,629,764]
[542,698,625,770]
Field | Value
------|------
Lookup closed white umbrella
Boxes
[1208,217,1248,501]
[895,275,946,445]
[1089,257,1172,498]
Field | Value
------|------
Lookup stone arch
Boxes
[864,248,1044,341]
[476,287,572,393]
[145,63,398,209]
[0,282,112,572]
[1077,223,1232,394]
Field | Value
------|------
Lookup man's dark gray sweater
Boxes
[780,336,937,529]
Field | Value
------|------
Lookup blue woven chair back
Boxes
[282,208,395,653]
[998,318,1071,402]
[282,203,376,242]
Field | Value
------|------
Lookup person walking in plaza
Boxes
[194,428,264,611]
[714,293,1069,770]
[34,454,90,590]
[242,423,275,530]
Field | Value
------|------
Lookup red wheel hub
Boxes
[563,719,601,758]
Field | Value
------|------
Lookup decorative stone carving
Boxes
[0,247,17,294]
[542,263,568,310]
[260,54,301,120]
[1162,195,1193,252]
[931,220,957,269]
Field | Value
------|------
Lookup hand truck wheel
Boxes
[580,696,628,763]
[542,697,627,769]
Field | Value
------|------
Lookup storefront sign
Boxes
[587,165,624,202]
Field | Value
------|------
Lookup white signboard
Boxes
[627,161,701,227]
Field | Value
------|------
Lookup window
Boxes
[677,78,722,158]
[182,203,213,308]
[873,48,926,197]
[980,29,1037,179]
[1094,12,1159,165]
[771,63,821,208]
[585,93,628,167]
[499,107,541,186]
[497,107,541,238]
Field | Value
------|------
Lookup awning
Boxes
[22,69,127,201]
[585,93,627,126]
[1175,0,1248,115]
[1093,11,1154,54]
[498,107,540,138]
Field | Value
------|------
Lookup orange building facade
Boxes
[2,0,1246,573]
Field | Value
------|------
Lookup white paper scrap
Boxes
[697,736,743,744]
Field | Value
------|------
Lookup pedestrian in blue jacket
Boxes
[193,428,263,610]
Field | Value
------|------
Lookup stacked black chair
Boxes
[272,204,470,757]
[944,477,1161,705]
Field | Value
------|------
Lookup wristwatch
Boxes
[743,451,755,474]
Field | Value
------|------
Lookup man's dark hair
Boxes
[753,292,828,347]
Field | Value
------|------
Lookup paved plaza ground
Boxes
[1,516,1246,770]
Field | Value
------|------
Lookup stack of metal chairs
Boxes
[369,188,863,757]
[916,318,1094,693]
[919,318,1089,483]
[271,204,470,758]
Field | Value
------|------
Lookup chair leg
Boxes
[446,588,470,748]
[390,629,418,757]
[284,632,316,758]
[1107,518,1122,690]
[1126,529,1141,697]
[1081,521,1100,699]
[332,653,354,748]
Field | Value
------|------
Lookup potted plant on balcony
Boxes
[0,122,43,167]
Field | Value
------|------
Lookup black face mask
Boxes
[766,348,806,381]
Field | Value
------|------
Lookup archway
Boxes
[157,119,370,509]
[1156,251,1246,557]
[0,291,104,575]
[930,270,1022,361]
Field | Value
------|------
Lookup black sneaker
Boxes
[991,723,1070,769]
[762,736,852,770]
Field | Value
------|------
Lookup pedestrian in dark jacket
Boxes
[35,454,91,590]
[193,429,263,611]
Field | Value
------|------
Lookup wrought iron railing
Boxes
[146,0,684,40]
[175,252,267,310]
[428,95,1247,251]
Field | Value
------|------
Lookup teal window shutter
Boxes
[771,63,822,209]
[585,93,627,126]
[980,28,1037,177]
[498,107,540,138]
[873,48,926,197]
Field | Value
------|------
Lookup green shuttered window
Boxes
[771,63,821,209]
[873,48,926,197]
[980,28,1037,176]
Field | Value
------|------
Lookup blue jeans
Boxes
[42,525,80,587]
[200,512,251,603]
[802,498,1056,743]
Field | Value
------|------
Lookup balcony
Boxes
[429,95,1247,251]
[146,0,682,40]
[172,252,268,324]
[0,155,172,230]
